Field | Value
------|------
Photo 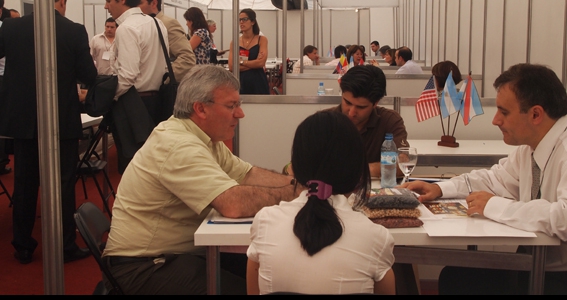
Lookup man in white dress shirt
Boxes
[104,0,168,173]
[89,17,117,75]
[402,63,567,295]
[394,46,423,74]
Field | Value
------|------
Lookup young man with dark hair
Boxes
[90,17,117,75]
[403,63,567,295]
[370,40,380,56]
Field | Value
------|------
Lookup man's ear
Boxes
[193,102,208,119]
[531,105,545,125]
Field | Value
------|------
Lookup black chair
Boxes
[77,125,115,218]
[0,176,12,207]
[74,202,124,295]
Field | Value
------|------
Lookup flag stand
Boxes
[438,135,459,147]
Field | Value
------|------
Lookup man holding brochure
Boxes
[402,63,567,294]
[102,65,300,294]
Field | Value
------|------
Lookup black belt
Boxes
[106,256,155,267]
[138,91,159,97]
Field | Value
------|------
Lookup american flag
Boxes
[415,76,440,122]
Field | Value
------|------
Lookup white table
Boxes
[408,139,517,167]
[195,209,559,295]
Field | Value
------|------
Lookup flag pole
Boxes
[437,98,446,136]
[452,71,472,136]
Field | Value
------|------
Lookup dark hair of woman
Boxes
[240,8,260,35]
[432,61,462,91]
[386,48,397,66]
[378,45,391,56]
[183,7,209,35]
[291,111,370,256]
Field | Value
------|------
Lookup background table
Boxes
[408,139,517,168]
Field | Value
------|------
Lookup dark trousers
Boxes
[438,266,567,295]
[11,138,80,253]
[0,76,9,168]
[106,253,247,295]
[111,93,159,174]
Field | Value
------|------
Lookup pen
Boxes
[464,174,473,194]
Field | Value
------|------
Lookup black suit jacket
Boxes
[0,11,97,140]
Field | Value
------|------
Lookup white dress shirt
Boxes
[247,191,395,294]
[292,55,314,74]
[437,115,567,271]
[90,33,115,75]
[113,7,168,99]
[395,60,423,74]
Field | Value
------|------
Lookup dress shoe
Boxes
[14,250,33,264]
[64,248,91,263]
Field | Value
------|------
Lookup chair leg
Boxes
[100,170,116,218]
[81,175,88,199]
[0,178,13,207]
[91,174,112,219]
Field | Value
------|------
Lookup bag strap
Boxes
[152,16,177,85]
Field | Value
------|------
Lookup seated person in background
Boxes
[247,111,396,295]
[346,44,366,66]
[325,45,347,67]
[432,60,463,93]
[370,40,380,56]
[378,45,391,59]
[394,46,423,74]
[402,63,567,295]
[292,45,319,73]
[284,65,409,178]
[102,65,301,295]
[384,48,397,66]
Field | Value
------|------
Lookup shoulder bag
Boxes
[153,17,178,123]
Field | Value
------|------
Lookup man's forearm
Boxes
[241,166,293,187]
[212,184,297,218]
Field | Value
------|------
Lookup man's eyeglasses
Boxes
[239,17,250,22]
[209,100,243,113]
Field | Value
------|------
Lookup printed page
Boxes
[422,199,469,218]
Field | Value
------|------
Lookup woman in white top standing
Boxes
[247,111,396,295]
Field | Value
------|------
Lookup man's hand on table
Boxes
[399,180,442,202]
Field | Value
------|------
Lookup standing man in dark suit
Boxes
[0,0,97,264]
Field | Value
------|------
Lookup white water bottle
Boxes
[317,82,325,96]
[380,133,397,188]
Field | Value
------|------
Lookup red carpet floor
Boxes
[0,145,121,295]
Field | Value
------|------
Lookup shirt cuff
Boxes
[483,196,514,221]
[436,181,458,198]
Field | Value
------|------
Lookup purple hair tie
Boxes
[306,180,333,200]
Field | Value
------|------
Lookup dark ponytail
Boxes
[291,111,370,256]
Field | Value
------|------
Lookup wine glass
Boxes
[398,147,418,184]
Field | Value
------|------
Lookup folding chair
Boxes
[74,202,124,295]
[76,125,115,218]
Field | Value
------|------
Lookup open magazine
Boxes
[421,199,469,219]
